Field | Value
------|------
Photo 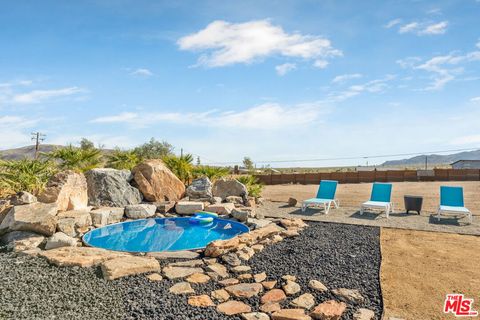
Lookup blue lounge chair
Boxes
[301,180,339,214]
[360,182,393,218]
[436,186,472,224]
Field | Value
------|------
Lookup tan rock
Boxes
[175,201,204,215]
[147,250,199,260]
[238,246,256,261]
[282,275,297,281]
[205,203,235,215]
[163,266,204,279]
[186,272,211,284]
[146,273,163,281]
[216,300,251,315]
[225,283,263,298]
[0,231,44,252]
[39,246,130,267]
[290,293,315,310]
[281,229,300,238]
[254,272,267,283]
[261,289,287,304]
[310,300,347,320]
[231,265,251,273]
[0,203,58,236]
[279,218,308,229]
[90,207,124,226]
[101,256,160,280]
[283,280,301,295]
[242,312,270,320]
[38,171,88,211]
[262,280,277,290]
[56,218,77,237]
[169,282,195,295]
[331,288,364,304]
[237,273,252,280]
[57,210,92,227]
[273,309,312,320]
[45,232,77,250]
[211,289,230,302]
[169,259,204,267]
[132,160,185,202]
[206,263,229,278]
[353,308,375,320]
[219,278,239,286]
[251,244,264,253]
[308,280,328,292]
[260,302,281,313]
[187,295,215,307]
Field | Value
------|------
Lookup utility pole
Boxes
[31,132,46,159]
[425,155,428,170]
[180,148,183,158]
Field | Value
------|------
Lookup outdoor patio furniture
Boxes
[301,180,339,214]
[360,182,393,218]
[436,186,472,224]
[404,195,423,214]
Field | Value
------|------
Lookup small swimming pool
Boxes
[82,217,249,253]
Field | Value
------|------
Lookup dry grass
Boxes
[262,181,480,213]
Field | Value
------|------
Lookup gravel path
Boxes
[0,222,382,319]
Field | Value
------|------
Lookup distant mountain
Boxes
[0,144,63,160]
[382,149,480,167]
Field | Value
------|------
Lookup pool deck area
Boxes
[258,200,480,236]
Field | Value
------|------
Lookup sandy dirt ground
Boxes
[262,181,480,213]
[380,228,480,320]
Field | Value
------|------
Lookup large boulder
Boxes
[0,231,45,252]
[125,204,156,219]
[186,177,212,199]
[90,207,125,227]
[45,232,78,250]
[85,168,142,207]
[0,203,58,236]
[38,171,88,211]
[212,178,248,200]
[132,160,185,202]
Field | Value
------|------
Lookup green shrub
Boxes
[106,149,141,170]
[236,175,263,198]
[192,166,230,182]
[45,145,102,172]
[133,138,174,159]
[0,159,57,195]
[162,154,194,184]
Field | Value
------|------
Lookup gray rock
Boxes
[0,231,45,251]
[90,207,124,227]
[221,252,241,267]
[231,209,248,222]
[212,197,223,204]
[225,196,244,205]
[57,218,77,237]
[247,218,272,229]
[11,192,37,205]
[212,178,248,200]
[175,201,204,215]
[125,204,157,219]
[186,177,213,199]
[45,232,78,250]
[85,168,142,207]
[0,203,58,236]
[332,288,365,304]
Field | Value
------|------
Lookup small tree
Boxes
[162,154,194,184]
[133,138,174,159]
[45,145,101,172]
[79,138,95,150]
[243,157,254,170]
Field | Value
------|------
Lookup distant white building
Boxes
[451,160,480,169]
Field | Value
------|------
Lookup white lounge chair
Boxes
[360,182,393,218]
[301,180,339,214]
[436,186,472,224]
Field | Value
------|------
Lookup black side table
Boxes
[404,195,423,215]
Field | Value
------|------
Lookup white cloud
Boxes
[0,115,38,149]
[397,20,448,36]
[470,97,480,103]
[130,68,154,76]
[177,20,341,68]
[313,60,329,69]
[328,75,395,101]
[275,63,296,76]
[476,39,480,49]
[384,19,402,29]
[12,87,85,104]
[332,73,362,83]
[396,57,421,69]
[91,102,328,130]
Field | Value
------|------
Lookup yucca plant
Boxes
[192,165,230,182]
[0,159,57,195]
[236,175,264,198]
[45,145,101,172]
[106,149,141,170]
[162,154,194,184]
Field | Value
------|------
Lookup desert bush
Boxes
[162,154,194,184]
[45,145,102,172]
[236,175,263,198]
[106,149,141,170]
[0,159,57,195]
[192,166,230,182]
[133,138,174,159]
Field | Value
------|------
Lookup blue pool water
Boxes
[82,217,249,252]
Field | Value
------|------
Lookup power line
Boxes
[201,147,480,166]
[31,132,46,159]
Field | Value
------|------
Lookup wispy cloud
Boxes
[471,97,480,103]
[130,68,154,77]
[275,63,297,76]
[177,20,342,69]
[392,20,448,36]
[0,115,39,148]
[11,87,85,104]
[332,73,362,83]
[328,75,395,101]
[91,102,329,130]
[384,19,402,29]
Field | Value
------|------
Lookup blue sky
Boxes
[1,0,479,167]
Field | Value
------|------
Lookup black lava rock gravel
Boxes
[0,222,382,319]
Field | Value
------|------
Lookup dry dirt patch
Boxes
[380,228,480,320]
